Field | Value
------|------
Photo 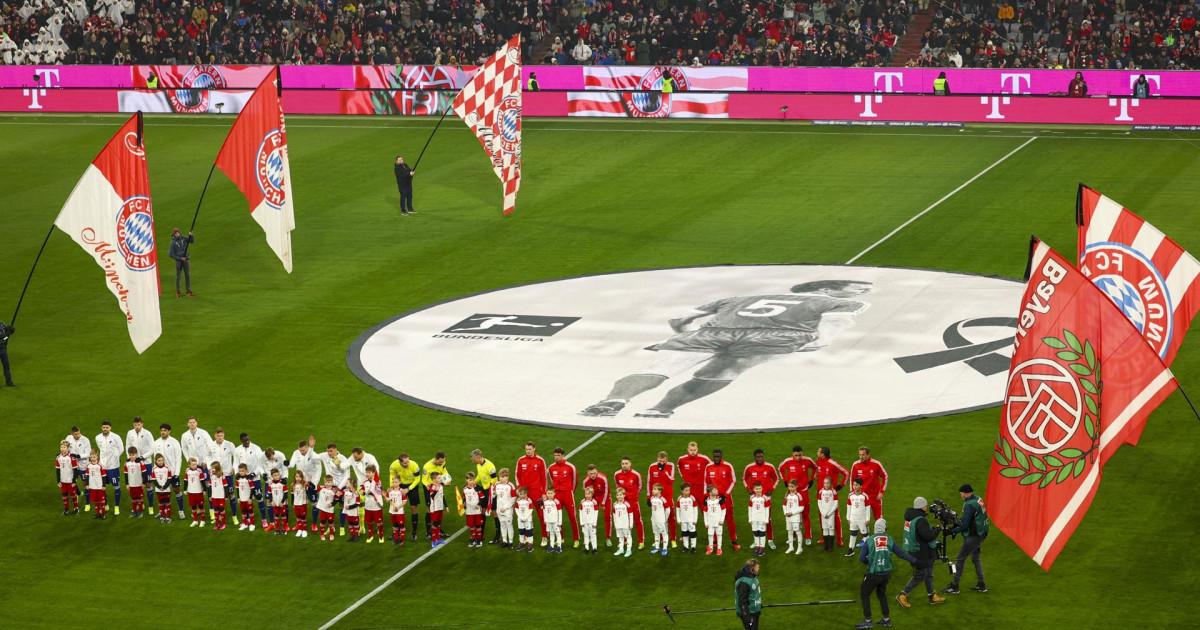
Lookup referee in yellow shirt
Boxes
[421,452,448,540]
[389,452,421,540]
[470,449,499,543]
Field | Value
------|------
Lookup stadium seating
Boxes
[1,0,1196,68]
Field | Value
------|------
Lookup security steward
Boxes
[734,558,762,630]
[858,519,916,629]
[897,497,947,607]
[943,484,988,594]
[934,72,950,95]
[527,72,539,92]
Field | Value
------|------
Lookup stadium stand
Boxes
[0,0,1195,69]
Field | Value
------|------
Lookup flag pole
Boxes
[412,101,454,171]
[10,223,56,326]
[1174,383,1200,422]
[183,163,216,258]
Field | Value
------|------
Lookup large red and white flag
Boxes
[215,69,295,272]
[987,238,1176,571]
[54,113,162,353]
[452,36,522,215]
[1077,184,1200,366]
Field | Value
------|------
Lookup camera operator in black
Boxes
[897,497,946,607]
[942,484,988,594]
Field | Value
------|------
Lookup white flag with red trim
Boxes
[54,113,162,353]
[215,69,295,272]
[452,36,522,215]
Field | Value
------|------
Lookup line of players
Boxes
[54,418,891,555]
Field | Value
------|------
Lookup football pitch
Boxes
[2,115,1199,629]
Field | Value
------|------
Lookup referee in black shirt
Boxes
[394,156,416,215]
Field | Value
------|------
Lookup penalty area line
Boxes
[317,430,606,629]
[845,135,1038,264]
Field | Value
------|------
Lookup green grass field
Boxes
[2,115,1199,629]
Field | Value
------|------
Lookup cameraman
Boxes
[897,497,946,607]
[942,484,988,595]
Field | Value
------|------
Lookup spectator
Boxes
[1069,70,1088,96]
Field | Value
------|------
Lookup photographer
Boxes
[942,484,988,595]
[897,497,946,607]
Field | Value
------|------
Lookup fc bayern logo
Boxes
[115,196,157,271]
[1004,358,1082,455]
[621,67,689,118]
[1082,243,1173,358]
[255,129,288,210]
[167,65,228,114]
[494,95,521,154]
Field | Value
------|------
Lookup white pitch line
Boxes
[316,429,605,629]
[845,136,1038,264]
[316,527,468,630]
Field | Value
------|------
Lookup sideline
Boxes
[846,136,1038,264]
[316,430,605,630]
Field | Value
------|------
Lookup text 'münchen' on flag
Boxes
[54,113,162,354]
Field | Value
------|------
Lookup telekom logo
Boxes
[856,72,903,117]
[981,73,1031,119]
[1109,75,1160,121]
[23,69,60,110]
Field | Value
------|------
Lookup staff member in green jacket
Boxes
[942,483,989,594]
[857,519,916,629]
[734,558,762,629]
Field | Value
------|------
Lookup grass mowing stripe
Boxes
[846,136,1038,264]
[320,430,607,629]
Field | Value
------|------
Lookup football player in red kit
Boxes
[548,447,580,547]
[778,445,818,545]
[647,451,676,547]
[614,457,645,547]
[742,448,779,549]
[703,449,740,550]
[849,446,888,520]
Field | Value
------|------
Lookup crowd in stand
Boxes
[912,0,1200,69]
[1,0,1197,69]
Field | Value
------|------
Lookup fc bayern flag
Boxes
[214,68,296,272]
[1077,184,1200,366]
[452,36,521,215]
[986,238,1176,571]
[53,113,162,353]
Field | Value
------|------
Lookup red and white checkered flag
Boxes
[452,36,522,215]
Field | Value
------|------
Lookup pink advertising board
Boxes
[6,65,1200,97]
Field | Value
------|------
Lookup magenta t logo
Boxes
[23,69,59,110]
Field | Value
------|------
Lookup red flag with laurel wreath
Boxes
[451,36,522,215]
[987,238,1177,571]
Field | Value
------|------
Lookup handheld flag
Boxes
[1077,184,1200,366]
[987,238,1176,571]
[53,113,162,353]
[214,68,296,272]
[452,36,522,215]
[455,486,465,516]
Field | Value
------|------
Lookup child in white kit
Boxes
[703,484,727,555]
[846,478,870,557]
[612,487,633,557]
[515,486,535,552]
[491,468,516,548]
[648,483,671,556]
[579,487,600,554]
[817,476,840,551]
[782,479,805,554]
[748,482,771,556]
[675,483,699,553]
[541,487,563,553]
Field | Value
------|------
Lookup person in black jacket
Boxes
[734,558,762,630]
[167,229,194,297]
[897,497,946,607]
[0,321,15,387]
[394,156,416,216]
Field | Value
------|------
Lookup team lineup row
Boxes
[55,417,891,555]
